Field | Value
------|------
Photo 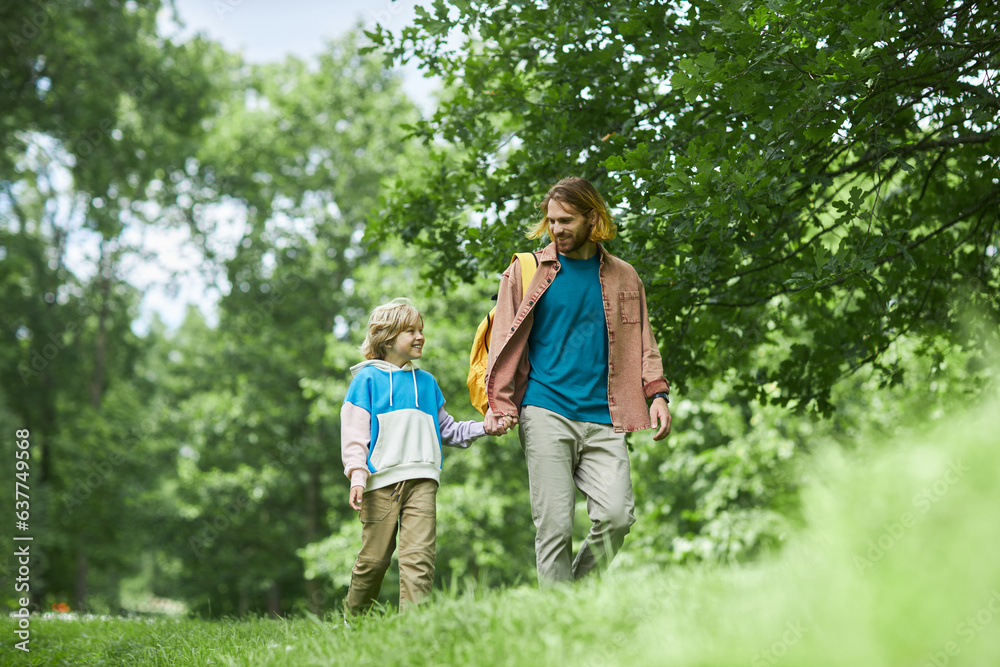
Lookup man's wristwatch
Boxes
[651,392,670,405]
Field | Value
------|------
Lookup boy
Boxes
[341,298,501,614]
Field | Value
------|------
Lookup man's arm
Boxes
[636,274,669,397]
[636,274,671,438]
[485,259,524,424]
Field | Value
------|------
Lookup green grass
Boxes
[4,394,1000,666]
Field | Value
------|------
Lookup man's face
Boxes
[547,199,595,258]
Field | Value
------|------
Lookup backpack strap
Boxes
[467,251,540,416]
[512,252,539,299]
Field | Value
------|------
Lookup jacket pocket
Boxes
[619,290,641,324]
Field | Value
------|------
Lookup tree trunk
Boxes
[267,581,282,618]
[108,568,120,615]
[74,550,87,612]
[238,587,249,616]
[305,463,321,614]
[75,244,111,612]
[91,251,109,409]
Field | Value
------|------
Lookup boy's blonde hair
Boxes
[527,176,617,243]
[360,298,424,360]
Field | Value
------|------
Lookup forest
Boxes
[1,0,998,643]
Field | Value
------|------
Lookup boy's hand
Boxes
[484,407,506,435]
[349,485,365,511]
[485,407,520,435]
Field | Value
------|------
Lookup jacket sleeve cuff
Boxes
[487,394,520,418]
[643,378,670,398]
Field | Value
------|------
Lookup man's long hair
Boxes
[527,176,617,243]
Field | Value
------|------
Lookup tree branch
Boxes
[702,191,1000,308]
[824,131,996,178]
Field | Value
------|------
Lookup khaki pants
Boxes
[345,478,437,615]
[518,405,636,584]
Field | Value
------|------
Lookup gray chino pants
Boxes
[518,405,636,584]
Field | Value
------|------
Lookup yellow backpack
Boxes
[467,252,539,415]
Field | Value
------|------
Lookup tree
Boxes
[368,0,1000,414]
[153,32,425,616]
[1,0,220,610]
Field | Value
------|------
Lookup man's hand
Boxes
[485,407,517,435]
[349,485,365,511]
[650,398,671,441]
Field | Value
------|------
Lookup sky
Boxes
[122,0,437,333]
[167,0,434,105]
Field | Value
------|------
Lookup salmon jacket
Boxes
[484,242,669,433]
[341,359,485,490]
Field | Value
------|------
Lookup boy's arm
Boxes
[438,406,486,449]
[341,402,371,488]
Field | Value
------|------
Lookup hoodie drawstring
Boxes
[386,366,418,408]
[411,367,418,408]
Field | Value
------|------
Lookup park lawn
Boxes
[0,613,332,666]
[4,395,999,667]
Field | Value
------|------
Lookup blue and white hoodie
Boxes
[341,359,486,492]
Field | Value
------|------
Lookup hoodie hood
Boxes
[350,359,420,408]
[349,359,418,376]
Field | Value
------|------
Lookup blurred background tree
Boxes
[1,0,220,611]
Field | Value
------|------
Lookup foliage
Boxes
[147,36,423,616]
[1,0,219,235]
[4,392,1000,665]
[626,319,996,565]
[1,3,432,615]
[368,0,1000,413]
[1,0,221,611]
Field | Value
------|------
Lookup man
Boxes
[484,176,671,584]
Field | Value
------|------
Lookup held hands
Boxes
[484,407,517,436]
[349,485,365,512]
[650,397,671,441]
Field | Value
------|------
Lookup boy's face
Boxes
[384,324,424,367]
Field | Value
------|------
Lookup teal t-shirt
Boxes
[521,253,611,424]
